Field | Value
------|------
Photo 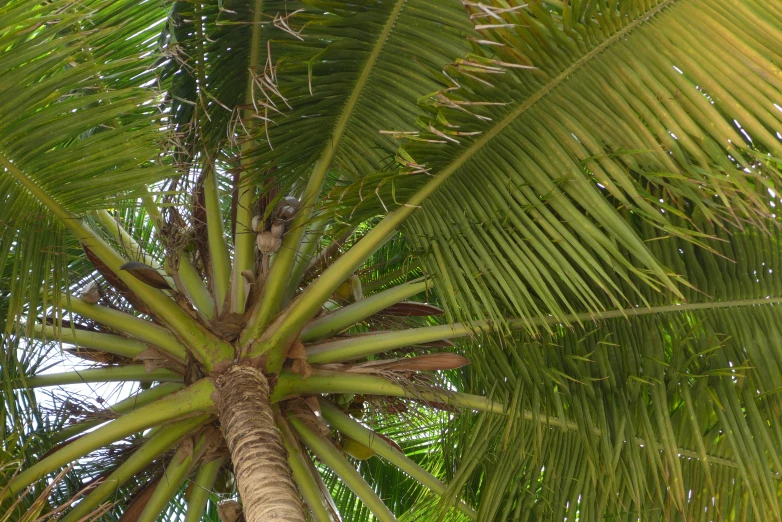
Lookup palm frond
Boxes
[449,216,782,520]
[0,0,173,326]
[3,1,782,521]
[244,0,475,179]
[335,0,782,329]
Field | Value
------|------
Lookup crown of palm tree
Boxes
[2,0,782,521]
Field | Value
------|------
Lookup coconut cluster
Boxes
[254,196,299,255]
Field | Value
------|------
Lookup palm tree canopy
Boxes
[2,0,782,521]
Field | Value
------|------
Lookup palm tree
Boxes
[2,0,782,520]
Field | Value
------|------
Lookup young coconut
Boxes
[270,219,285,239]
[343,437,375,461]
[273,196,299,229]
[277,196,300,216]
[335,274,363,302]
[256,232,281,255]
[251,215,263,233]
[257,231,281,275]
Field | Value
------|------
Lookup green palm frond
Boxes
[0,334,89,521]
[158,0,477,318]
[331,0,782,329]
[0,0,173,324]
[250,0,475,179]
[3,1,782,521]
[313,406,457,521]
[448,214,782,520]
[163,0,474,180]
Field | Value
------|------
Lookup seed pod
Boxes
[256,231,281,255]
[270,219,285,238]
[241,269,255,284]
[80,281,101,304]
[251,215,263,233]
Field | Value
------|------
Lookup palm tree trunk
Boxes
[215,365,306,522]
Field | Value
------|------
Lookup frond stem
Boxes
[17,366,181,388]
[307,297,782,364]
[278,417,335,521]
[94,209,173,287]
[62,296,186,360]
[53,383,184,444]
[59,416,209,522]
[137,432,208,522]
[285,218,327,303]
[230,0,264,313]
[184,458,223,522]
[0,154,232,369]
[32,323,147,359]
[3,378,215,498]
[319,399,477,520]
[289,416,397,522]
[273,369,502,414]
[202,164,232,314]
[141,191,215,318]
[301,278,430,342]
[246,0,408,341]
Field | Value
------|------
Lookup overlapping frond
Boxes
[234,0,473,179]
[335,0,782,327]
[0,0,173,326]
[317,406,457,521]
[164,0,473,182]
[446,216,782,520]
[3,0,782,521]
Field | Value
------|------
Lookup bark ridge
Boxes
[216,365,305,522]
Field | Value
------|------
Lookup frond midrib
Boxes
[328,0,408,159]
[434,0,679,182]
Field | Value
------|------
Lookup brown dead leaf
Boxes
[287,339,312,379]
[136,348,186,374]
[209,313,245,341]
[118,477,161,522]
[217,499,244,522]
[286,399,329,437]
[370,430,404,454]
[83,246,153,316]
[65,348,126,365]
[419,339,456,348]
[120,261,171,290]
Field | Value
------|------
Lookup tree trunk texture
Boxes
[215,365,306,522]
